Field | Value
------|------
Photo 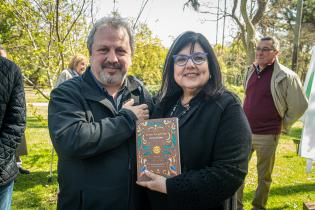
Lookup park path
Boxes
[25,85,49,107]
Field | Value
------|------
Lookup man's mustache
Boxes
[101,62,122,69]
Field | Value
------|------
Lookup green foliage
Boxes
[215,40,247,87]
[129,23,167,86]
[28,104,48,127]
[260,0,315,79]
[0,1,20,43]
[0,0,90,87]
[1,2,167,88]
[243,121,315,210]
[146,84,161,96]
[225,83,245,100]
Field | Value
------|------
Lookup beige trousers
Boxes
[237,134,279,210]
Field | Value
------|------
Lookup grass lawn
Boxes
[11,87,315,210]
[243,122,315,209]
[12,87,58,210]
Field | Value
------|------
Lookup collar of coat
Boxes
[79,67,144,113]
[248,59,291,83]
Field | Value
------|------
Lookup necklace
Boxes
[169,100,191,119]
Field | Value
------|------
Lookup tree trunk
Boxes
[241,0,256,64]
[291,0,304,72]
[185,0,268,64]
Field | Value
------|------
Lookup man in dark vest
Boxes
[237,36,308,210]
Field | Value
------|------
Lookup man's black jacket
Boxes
[48,68,153,210]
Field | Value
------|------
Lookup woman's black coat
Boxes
[147,91,251,210]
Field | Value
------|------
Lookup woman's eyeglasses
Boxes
[173,52,208,66]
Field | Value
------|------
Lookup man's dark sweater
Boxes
[243,63,282,134]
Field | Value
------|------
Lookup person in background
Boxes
[0,53,26,210]
[237,36,308,210]
[54,54,87,88]
[137,31,252,210]
[48,16,153,210]
[0,45,30,175]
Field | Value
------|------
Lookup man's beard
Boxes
[98,62,126,86]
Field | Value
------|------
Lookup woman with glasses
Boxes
[137,31,251,210]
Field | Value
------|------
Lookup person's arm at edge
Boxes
[0,62,26,150]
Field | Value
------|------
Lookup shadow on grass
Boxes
[243,183,315,209]
[27,153,53,165]
[244,183,315,202]
[13,171,58,209]
[283,155,295,159]
[14,171,58,192]
[269,183,315,197]
[267,206,291,210]
[27,116,48,128]
[13,190,43,209]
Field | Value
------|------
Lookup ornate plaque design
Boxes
[136,118,181,181]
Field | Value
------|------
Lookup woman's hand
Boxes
[136,170,167,194]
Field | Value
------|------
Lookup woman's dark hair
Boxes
[157,31,224,103]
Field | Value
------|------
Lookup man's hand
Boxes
[136,170,167,194]
[123,99,149,120]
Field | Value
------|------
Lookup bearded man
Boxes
[48,16,153,210]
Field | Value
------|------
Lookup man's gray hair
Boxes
[87,16,134,55]
[260,36,280,51]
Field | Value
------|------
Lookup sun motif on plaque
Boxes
[136,118,180,181]
[152,146,161,154]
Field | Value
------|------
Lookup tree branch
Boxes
[23,75,50,100]
[62,0,87,43]
[133,0,150,29]
[229,0,247,49]
[9,3,49,68]
[184,0,200,11]
[252,0,268,25]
